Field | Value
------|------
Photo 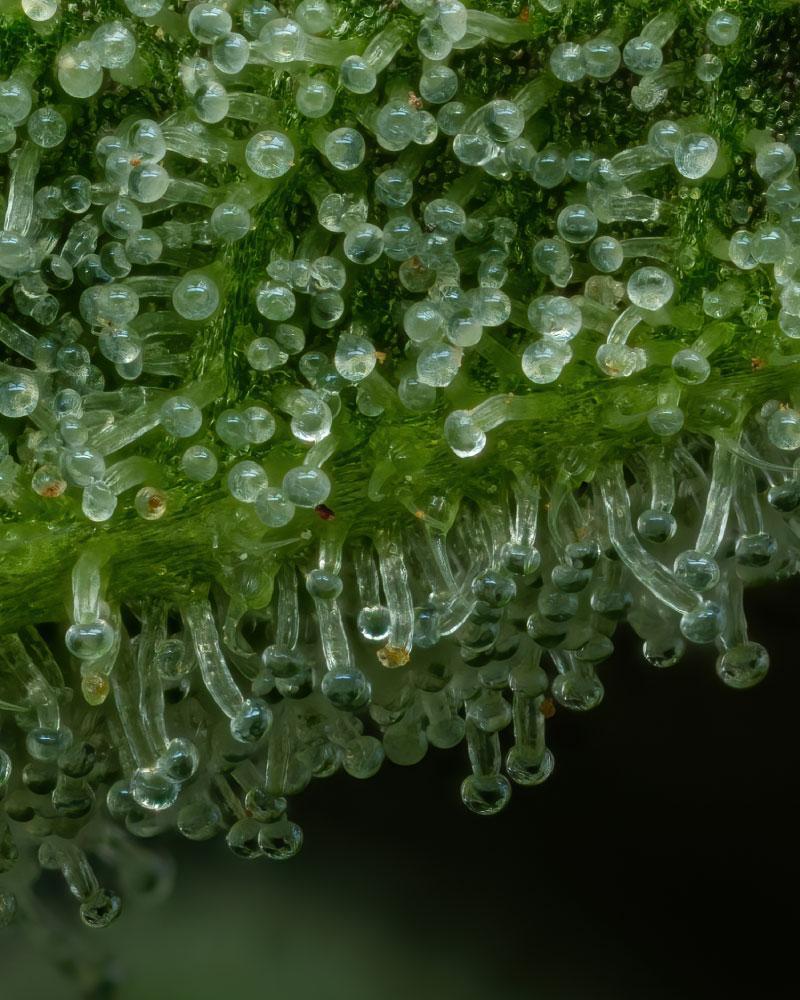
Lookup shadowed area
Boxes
[0,580,797,1000]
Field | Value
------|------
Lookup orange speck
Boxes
[40,480,66,498]
[375,350,388,364]
[540,697,556,719]
[751,357,764,371]
[82,673,109,706]
[377,645,410,669]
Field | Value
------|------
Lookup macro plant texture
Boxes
[0,0,799,949]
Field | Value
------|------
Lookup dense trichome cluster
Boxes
[1,0,800,932]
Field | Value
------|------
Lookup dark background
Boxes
[1,580,797,1000]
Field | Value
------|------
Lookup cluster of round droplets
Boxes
[56,20,138,100]
[550,35,621,83]
[0,0,799,937]
[521,295,581,385]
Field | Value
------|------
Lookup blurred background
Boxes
[0,580,798,1000]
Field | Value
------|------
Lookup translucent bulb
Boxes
[716,643,769,689]
[679,601,725,644]
[295,0,334,34]
[289,393,332,442]
[92,22,137,68]
[403,301,443,343]
[419,65,458,104]
[0,232,34,279]
[696,53,723,83]
[627,266,674,310]
[527,296,582,341]
[334,334,376,382]
[210,203,251,243]
[0,77,32,124]
[343,223,384,265]
[160,397,203,438]
[321,667,371,712]
[247,337,288,371]
[129,118,166,161]
[125,0,164,15]
[128,162,170,202]
[242,1,279,38]
[27,107,67,148]
[181,445,218,482]
[754,142,797,183]
[706,9,741,46]
[582,37,621,79]
[416,342,462,387]
[323,128,366,171]
[295,76,335,118]
[622,36,662,75]
[0,370,39,417]
[595,343,643,378]
[194,82,229,124]
[131,766,179,812]
[245,131,295,178]
[531,236,570,277]
[57,42,103,99]
[255,488,295,527]
[648,119,682,157]
[275,324,305,354]
[550,42,585,82]
[21,0,58,21]
[673,133,718,179]
[423,198,466,236]
[444,410,486,458]
[589,235,624,273]
[261,18,306,63]
[339,56,377,95]
[482,100,524,143]
[227,461,268,502]
[522,338,571,384]
[83,483,117,522]
[65,619,116,660]
[306,568,343,600]
[671,349,710,385]
[188,3,232,43]
[673,551,720,592]
[216,410,249,449]
[173,272,220,320]
[62,174,92,213]
[241,406,276,444]
[728,230,758,270]
[637,509,677,544]
[281,466,331,507]
[255,281,296,321]
[556,203,598,244]
[212,33,250,75]
[767,407,800,450]
[102,197,143,239]
[647,406,684,437]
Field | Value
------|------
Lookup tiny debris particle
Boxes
[377,645,410,668]
[540,698,556,719]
